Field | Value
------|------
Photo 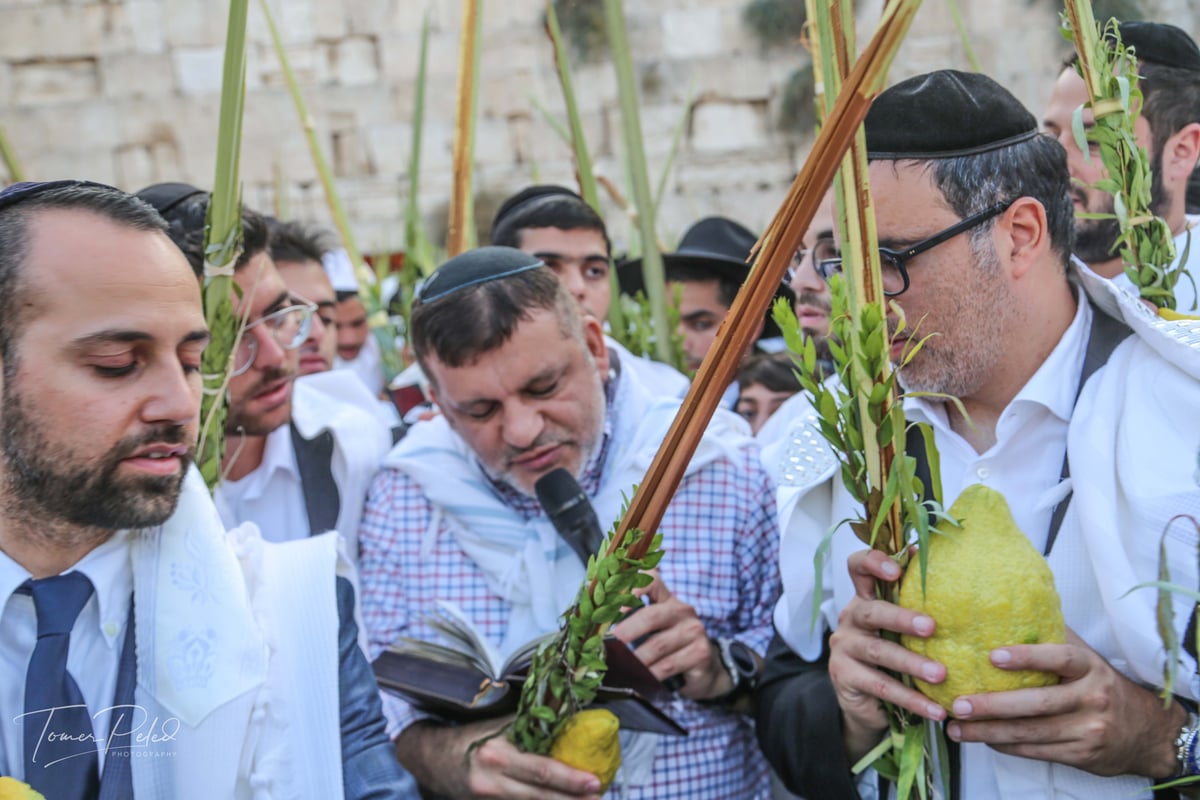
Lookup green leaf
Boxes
[895,722,926,799]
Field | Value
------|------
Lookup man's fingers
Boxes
[643,572,671,603]
[635,622,710,678]
[841,596,937,641]
[948,683,1074,723]
[986,642,1090,681]
[948,714,1076,747]
[473,740,602,798]
[504,756,603,799]
[847,549,902,599]
[831,653,947,722]
[834,623,945,687]
[610,597,672,643]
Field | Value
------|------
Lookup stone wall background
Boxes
[1,0,1197,253]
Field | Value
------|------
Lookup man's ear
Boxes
[1000,197,1049,279]
[1162,123,1200,186]
[582,315,609,376]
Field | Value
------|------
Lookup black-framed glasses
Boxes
[231,303,316,377]
[792,235,840,268]
[816,199,1014,297]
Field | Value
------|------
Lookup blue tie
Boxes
[23,571,101,800]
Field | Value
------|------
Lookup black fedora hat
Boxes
[618,216,796,338]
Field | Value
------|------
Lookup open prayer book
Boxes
[373,601,686,736]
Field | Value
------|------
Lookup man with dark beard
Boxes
[137,183,391,562]
[1043,20,1200,312]
[0,180,411,798]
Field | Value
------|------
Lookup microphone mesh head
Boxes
[534,467,585,514]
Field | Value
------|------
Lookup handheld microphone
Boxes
[534,468,685,692]
[535,468,604,565]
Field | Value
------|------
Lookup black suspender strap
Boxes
[1042,304,1132,557]
[290,422,342,536]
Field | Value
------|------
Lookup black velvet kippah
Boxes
[416,246,545,304]
[135,182,207,217]
[865,69,1039,160]
[492,184,584,231]
[1116,21,1200,72]
[0,179,122,213]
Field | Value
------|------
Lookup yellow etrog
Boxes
[0,778,46,800]
[549,708,621,793]
[898,483,1066,710]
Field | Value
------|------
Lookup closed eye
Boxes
[94,363,137,378]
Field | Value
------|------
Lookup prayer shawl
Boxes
[128,467,354,799]
[382,359,753,657]
[773,262,1200,799]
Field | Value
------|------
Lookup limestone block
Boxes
[906,0,958,38]
[332,122,373,178]
[123,1,167,54]
[663,56,780,102]
[173,46,225,96]
[114,141,183,188]
[478,69,539,119]
[635,102,691,160]
[363,121,415,176]
[101,53,176,100]
[254,42,323,89]
[507,112,571,169]
[308,84,403,128]
[12,59,99,106]
[320,36,381,87]
[55,101,122,152]
[486,0,542,31]
[162,0,229,49]
[344,0,396,37]
[344,184,403,224]
[0,4,130,60]
[570,62,618,108]
[689,98,770,153]
[21,148,118,186]
[311,1,350,39]
[378,29,462,84]
[623,12,664,56]
[259,0,319,45]
[472,114,520,169]
[662,8,723,59]
[0,63,12,108]
[891,35,961,82]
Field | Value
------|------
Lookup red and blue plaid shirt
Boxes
[359,379,781,800]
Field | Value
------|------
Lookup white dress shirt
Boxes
[214,421,310,546]
[214,371,391,561]
[886,291,1090,800]
[0,531,133,779]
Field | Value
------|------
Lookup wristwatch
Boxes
[708,637,759,705]
[1174,710,1200,777]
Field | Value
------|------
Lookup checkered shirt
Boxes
[359,385,781,800]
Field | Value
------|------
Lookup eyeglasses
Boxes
[816,200,1014,297]
[231,303,316,377]
[792,236,840,268]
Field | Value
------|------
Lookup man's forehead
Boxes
[521,226,606,251]
[25,207,193,291]
[427,308,570,384]
[19,208,204,336]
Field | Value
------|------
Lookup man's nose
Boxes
[252,324,287,369]
[143,361,200,426]
[502,401,544,450]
